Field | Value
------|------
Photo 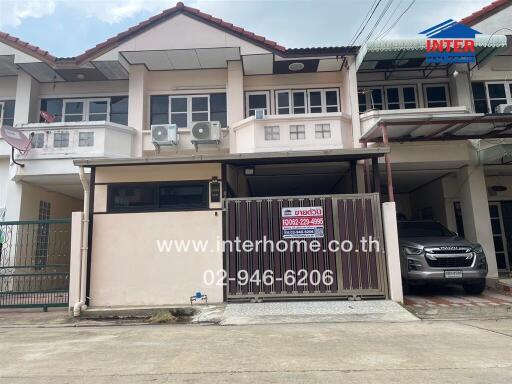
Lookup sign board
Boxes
[281,206,324,239]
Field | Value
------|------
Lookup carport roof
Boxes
[360,113,512,143]
[74,148,389,168]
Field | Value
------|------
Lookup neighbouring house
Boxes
[0,1,510,311]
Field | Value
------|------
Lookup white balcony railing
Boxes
[359,106,471,137]
[16,121,136,160]
[231,112,353,154]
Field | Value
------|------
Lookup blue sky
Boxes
[0,0,492,58]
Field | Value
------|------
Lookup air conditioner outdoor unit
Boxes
[496,104,512,114]
[151,124,178,146]
[190,121,221,144]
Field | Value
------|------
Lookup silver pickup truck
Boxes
[398,221,488,294]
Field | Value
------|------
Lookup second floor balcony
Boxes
[16,121,136,161]
[231,112,353,154]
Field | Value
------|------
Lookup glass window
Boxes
[150,95,169,125]
[31,132,45,148]
[0,102,3,126]
[487,83,508,113]
[78,132,94,147]
[309,91,322,113]
[53,132,69,148]
[264,126,280,140]
[425,85,448,108]
[41,99,63,122]
[402,87,417,109]
[159,183,208,210]
[358,91,367,113]
[63,101,84,122]
[108,182,209,212]
[247,93,268,116]
[1,100,14,127]
[325,90,339,112]
[315,124,331,139]
[471,82,489,113]
[292,91,306,114]
[191,96,209,123]
[210,93,227,127]
[170,97,188,128]
[110,96,128,125]
[370,89,383,110]
[277,91,290,115]
[88,100,109,121]
[109,184,156,211]
[289,125,305,140]
[386,88,400,110]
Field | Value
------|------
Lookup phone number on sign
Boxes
[203,269,334,287]
[282,217,324,227]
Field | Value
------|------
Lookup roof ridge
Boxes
[460,0,511,26]
[0,31,55,62]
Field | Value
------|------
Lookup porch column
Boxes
[457,165,499,279]
[380,121,395,202]
[227,61,244,153]
[127,65,148,157]
[13,69,40,125]
[382,202,403,303]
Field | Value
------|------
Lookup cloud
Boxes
[0,0,173,28]
[0,0,57,28]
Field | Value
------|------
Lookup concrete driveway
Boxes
[1,318,511,383]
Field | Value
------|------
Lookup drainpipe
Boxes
[73,166,90,317]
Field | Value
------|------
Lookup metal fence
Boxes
[225,194,388,300]
[0,219,71,309]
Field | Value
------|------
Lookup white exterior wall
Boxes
[470,6,512,34]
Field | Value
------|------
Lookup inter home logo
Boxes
[420,19,481,64]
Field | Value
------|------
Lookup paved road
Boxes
[1,318,512,383]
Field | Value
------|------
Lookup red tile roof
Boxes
[0,31,55,63]
[460,0,511,26]
[0,2,356,66]
[75,2,286,63]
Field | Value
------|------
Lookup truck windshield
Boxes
[398,222,454,238]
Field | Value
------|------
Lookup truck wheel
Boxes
[463,279,486,295]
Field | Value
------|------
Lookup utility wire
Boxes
[362,0,395,44]
[378,0,417,39]
[348,0,382,46]
[347,0,378,46]
[375,0,403,39]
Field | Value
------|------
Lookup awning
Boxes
[360,113,512,143]
[74,148,389,168]
[356,35,507,72]
[479,144,512,165]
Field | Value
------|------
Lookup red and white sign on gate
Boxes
[281,206,324,239]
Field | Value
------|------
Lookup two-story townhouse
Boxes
[356,0,512,289]
[1,1,509,312]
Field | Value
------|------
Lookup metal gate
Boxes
[0,219,71,309]
[225,194,388,300]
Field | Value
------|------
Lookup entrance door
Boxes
[489,202,510,272]
[224,193,388,300]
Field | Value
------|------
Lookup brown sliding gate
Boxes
[225,194,388,300]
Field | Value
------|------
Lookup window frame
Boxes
[315,123,331,139]
[423,84,451,108]
[62,97,111,122]
[78,131,95,147]
[384,85,418,110]
[264,125,280,141]
[53,131,70,148]
[168,94,211,129]
[246,91,270,117]
[358,87,385,112]
[485,81,512,113]
[0,101,4,126]
[107,181,211,213]
[289,124,306,140]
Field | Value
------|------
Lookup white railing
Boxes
[231,112,353,153]
[16,121,136,160]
